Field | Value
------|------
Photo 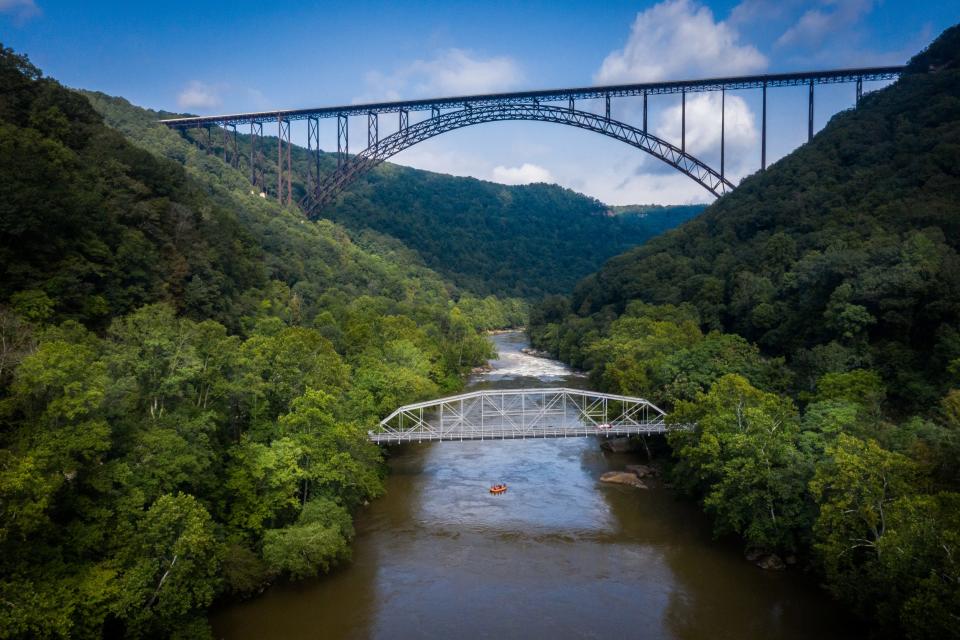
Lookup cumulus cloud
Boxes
[362,48,523,101]
[595,0,767,84]
[589,0,763,200]
[656,93,756,163]
[0,0,41,22]
[177,81,222,111]
[776,0,875,49]
[491,163,555,185]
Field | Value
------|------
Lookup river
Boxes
[211,331,860,639]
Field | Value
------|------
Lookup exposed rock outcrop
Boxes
[625,464,659,478]
[599,471,648,489]
[745,549,786,571]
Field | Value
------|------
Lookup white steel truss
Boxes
[371,387,685,444]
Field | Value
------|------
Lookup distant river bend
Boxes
[211,331,859,639]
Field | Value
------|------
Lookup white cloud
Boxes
[655,92,757,176]
[588,0,763,201]
[491,163,555,185]
[361,48,523,101]
[595,0,767,84]
[177,80,222,111]
[776,0,875,49]
[0,0,40,22]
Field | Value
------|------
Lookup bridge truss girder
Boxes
[304,103,735,215]
[160,66,903,129]
[371,387,679,444]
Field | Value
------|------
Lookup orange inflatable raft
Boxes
[489,484,508,494]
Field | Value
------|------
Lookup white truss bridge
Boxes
[370,387,684,444]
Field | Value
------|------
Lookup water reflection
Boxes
[211,332,859,640]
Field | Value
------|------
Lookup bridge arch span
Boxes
[306,104,734,216]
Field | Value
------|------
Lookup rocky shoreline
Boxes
[599,463,660,489]
[519,346,552,358]
[484,327,526,335]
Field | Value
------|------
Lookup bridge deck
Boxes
[369,423,670,444]
[159,66,904,128]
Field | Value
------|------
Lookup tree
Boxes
[668,374,810,552]
[262,497,353,579]
[878,492,960,640]
[115,493,220,637]
[809,434,920,623]
[222,438,305,538]
[1,332,110,541]
[277,389,383,508]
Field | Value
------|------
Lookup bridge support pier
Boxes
[856,76,863,106]
[249,122,262,189]
[399,109,408,132]
[222,124,238,168]
[337,114,348,170]
[808,79,815,142]
[277,117,291,205]
[761,81,767,170]
[681,90,686,154]
[221,126,228,164]
[720,88,725,181]
[605,94,610,120]
[230,125,239,168]
[368,112,378,149]
[307,117,321,195]
[643,91,648,134]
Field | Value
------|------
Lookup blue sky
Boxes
[2,1,955,204]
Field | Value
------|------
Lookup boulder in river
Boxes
[519,347,551,358]
[745,550,786,571]
[625,464,659,478]
[600,471,648,489]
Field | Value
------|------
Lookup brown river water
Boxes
[211,331,860,639]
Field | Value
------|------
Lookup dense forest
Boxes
[0,45,525,638]
[316,176,704,298]
[128,97,701,299]
[530,26,960,639]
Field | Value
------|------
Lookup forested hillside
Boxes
[317,173,704,297]
[530,25,960,639]
[100,94,701,298]
[0,45,513,638]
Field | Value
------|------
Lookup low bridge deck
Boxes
[370,387,685,444]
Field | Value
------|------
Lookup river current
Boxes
[211,331,860,639]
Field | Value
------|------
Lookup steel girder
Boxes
[159,66,904,129]
[370,387,682,444]
[304,103,735,215]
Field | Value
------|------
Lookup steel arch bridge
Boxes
[160,66,905,214]
[307,103,733,215]
[370,387,683,444]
